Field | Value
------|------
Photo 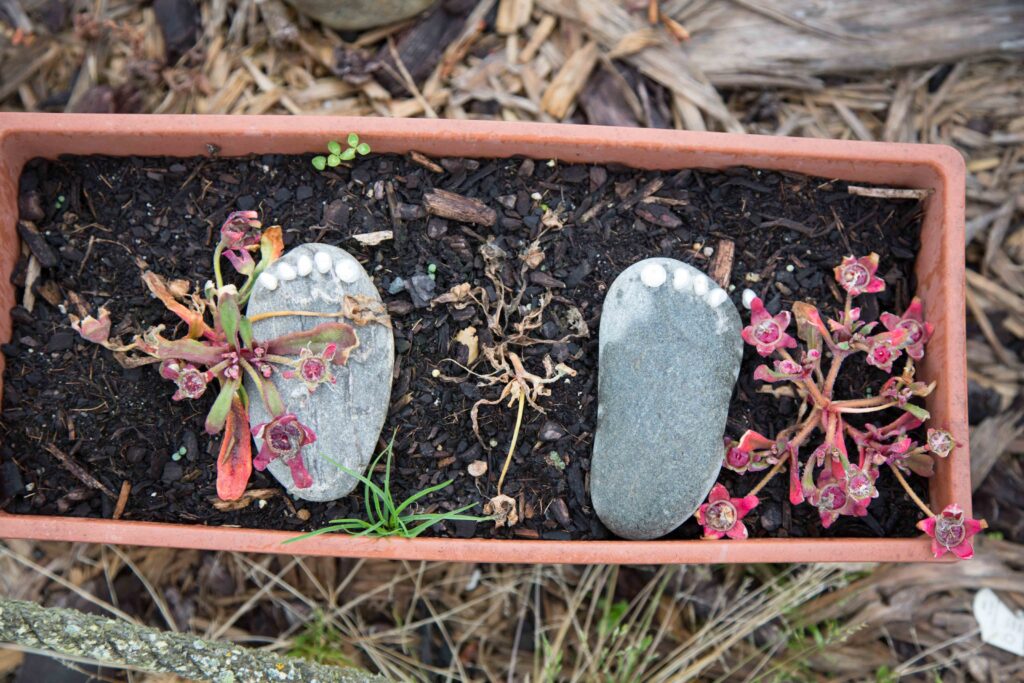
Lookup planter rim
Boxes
[0,114,968,564]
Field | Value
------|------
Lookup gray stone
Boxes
[283,0,435,30]
[591,258,743,540]
[246,243,394,502]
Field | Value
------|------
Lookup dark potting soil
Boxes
[1,152,929,541]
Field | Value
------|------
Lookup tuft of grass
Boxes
[285,436,490,542]
[288,611,359,668]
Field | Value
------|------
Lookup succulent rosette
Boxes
[696,484,758,540]
[918,504,986,559]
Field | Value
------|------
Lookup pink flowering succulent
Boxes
[253,414,317,489]
[696,484,758,539]
[741,298,797,356]
[834,254,885,296]
[283,344,339,393]
[70,211,364,501]
[918,504,986,559]
[701,253,984,559]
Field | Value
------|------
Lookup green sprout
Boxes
[285,436,491,541]
[311,133,371,171]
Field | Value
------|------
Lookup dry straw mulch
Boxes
[2,0,1024,680]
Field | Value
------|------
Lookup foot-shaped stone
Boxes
[591,258,742,539]
[246,243,394,502]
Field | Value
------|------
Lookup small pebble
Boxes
[296,509,311,521]
[742,288,758,309]
[468,461,487,477]
[257,272,278,290]
[296,255,313,276]
[335,259,359,283]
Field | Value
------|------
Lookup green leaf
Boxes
[327,154,341,167]
[903,403,931,421]
[205,378,240,435]
[339,147,356,161]
[356,142,370,156]
[238,316,254,348]
[393,478,455,518]
[327,140,342,155]
[347,132,359,147]
[311,156,327,171]
[265,322,358,363]
[218,289,241,348]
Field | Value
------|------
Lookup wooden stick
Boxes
[43,444,116,499]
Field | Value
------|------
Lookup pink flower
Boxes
[741,297,797,357]
[159,360,212,401]
[880,297,933,360]
[807,469,869,528]
[834,253,885,297]
[696,484,758,539]
[219,211,263,275]
[723,430,776,474]
[753,350,818,383]
[917,504,986,560]
[865,333,904,373]
[253,414,316,489]
[283,344,338,393]
[926,429,955,458]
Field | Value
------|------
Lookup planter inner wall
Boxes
[0,114,967,563]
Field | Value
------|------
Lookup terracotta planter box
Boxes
[0,114,967,563]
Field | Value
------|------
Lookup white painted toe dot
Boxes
[296,255,313,276]
[277,263,297,281]
[673,268,692,291]
[693,275,710,296]
[708,288,728,307]
[257,272,278,291]
[742,288,757,309]
[335,259,360,283]
[640,263,667,287]
[314,251,332,274]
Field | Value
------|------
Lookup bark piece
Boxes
[424,189,496,226]
[709,239,735,288]
[541,41,599,119]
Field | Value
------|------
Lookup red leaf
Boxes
[216,397,253,501]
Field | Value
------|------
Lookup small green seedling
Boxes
[285,436,491,541]
[311,133,371,171]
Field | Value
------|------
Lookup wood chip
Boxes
[847,186,932,200]
[410,150,444,173]
[351,230,394,245]
[112,481,131,520]
[541,41,599,119]
[424,189,497,226]
[519,14,556,63]
[496,0,533,35]
[710,239,736,288]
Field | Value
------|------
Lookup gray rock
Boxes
[591,258,743,540]
[246,243,394,502]
[283,0,435,30]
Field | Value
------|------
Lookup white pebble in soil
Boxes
[742,288,758,309]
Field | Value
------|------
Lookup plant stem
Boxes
[213,242,225,289]
[888,462,934,517]
[249,310,347,323]
[832,395,891,409]
[822,352,845,397]
[748,456,788,497]
[835,402,898,414]
[496,390,526,497]
[748,410,820,497]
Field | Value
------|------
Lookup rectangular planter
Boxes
[0,113,967,563]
